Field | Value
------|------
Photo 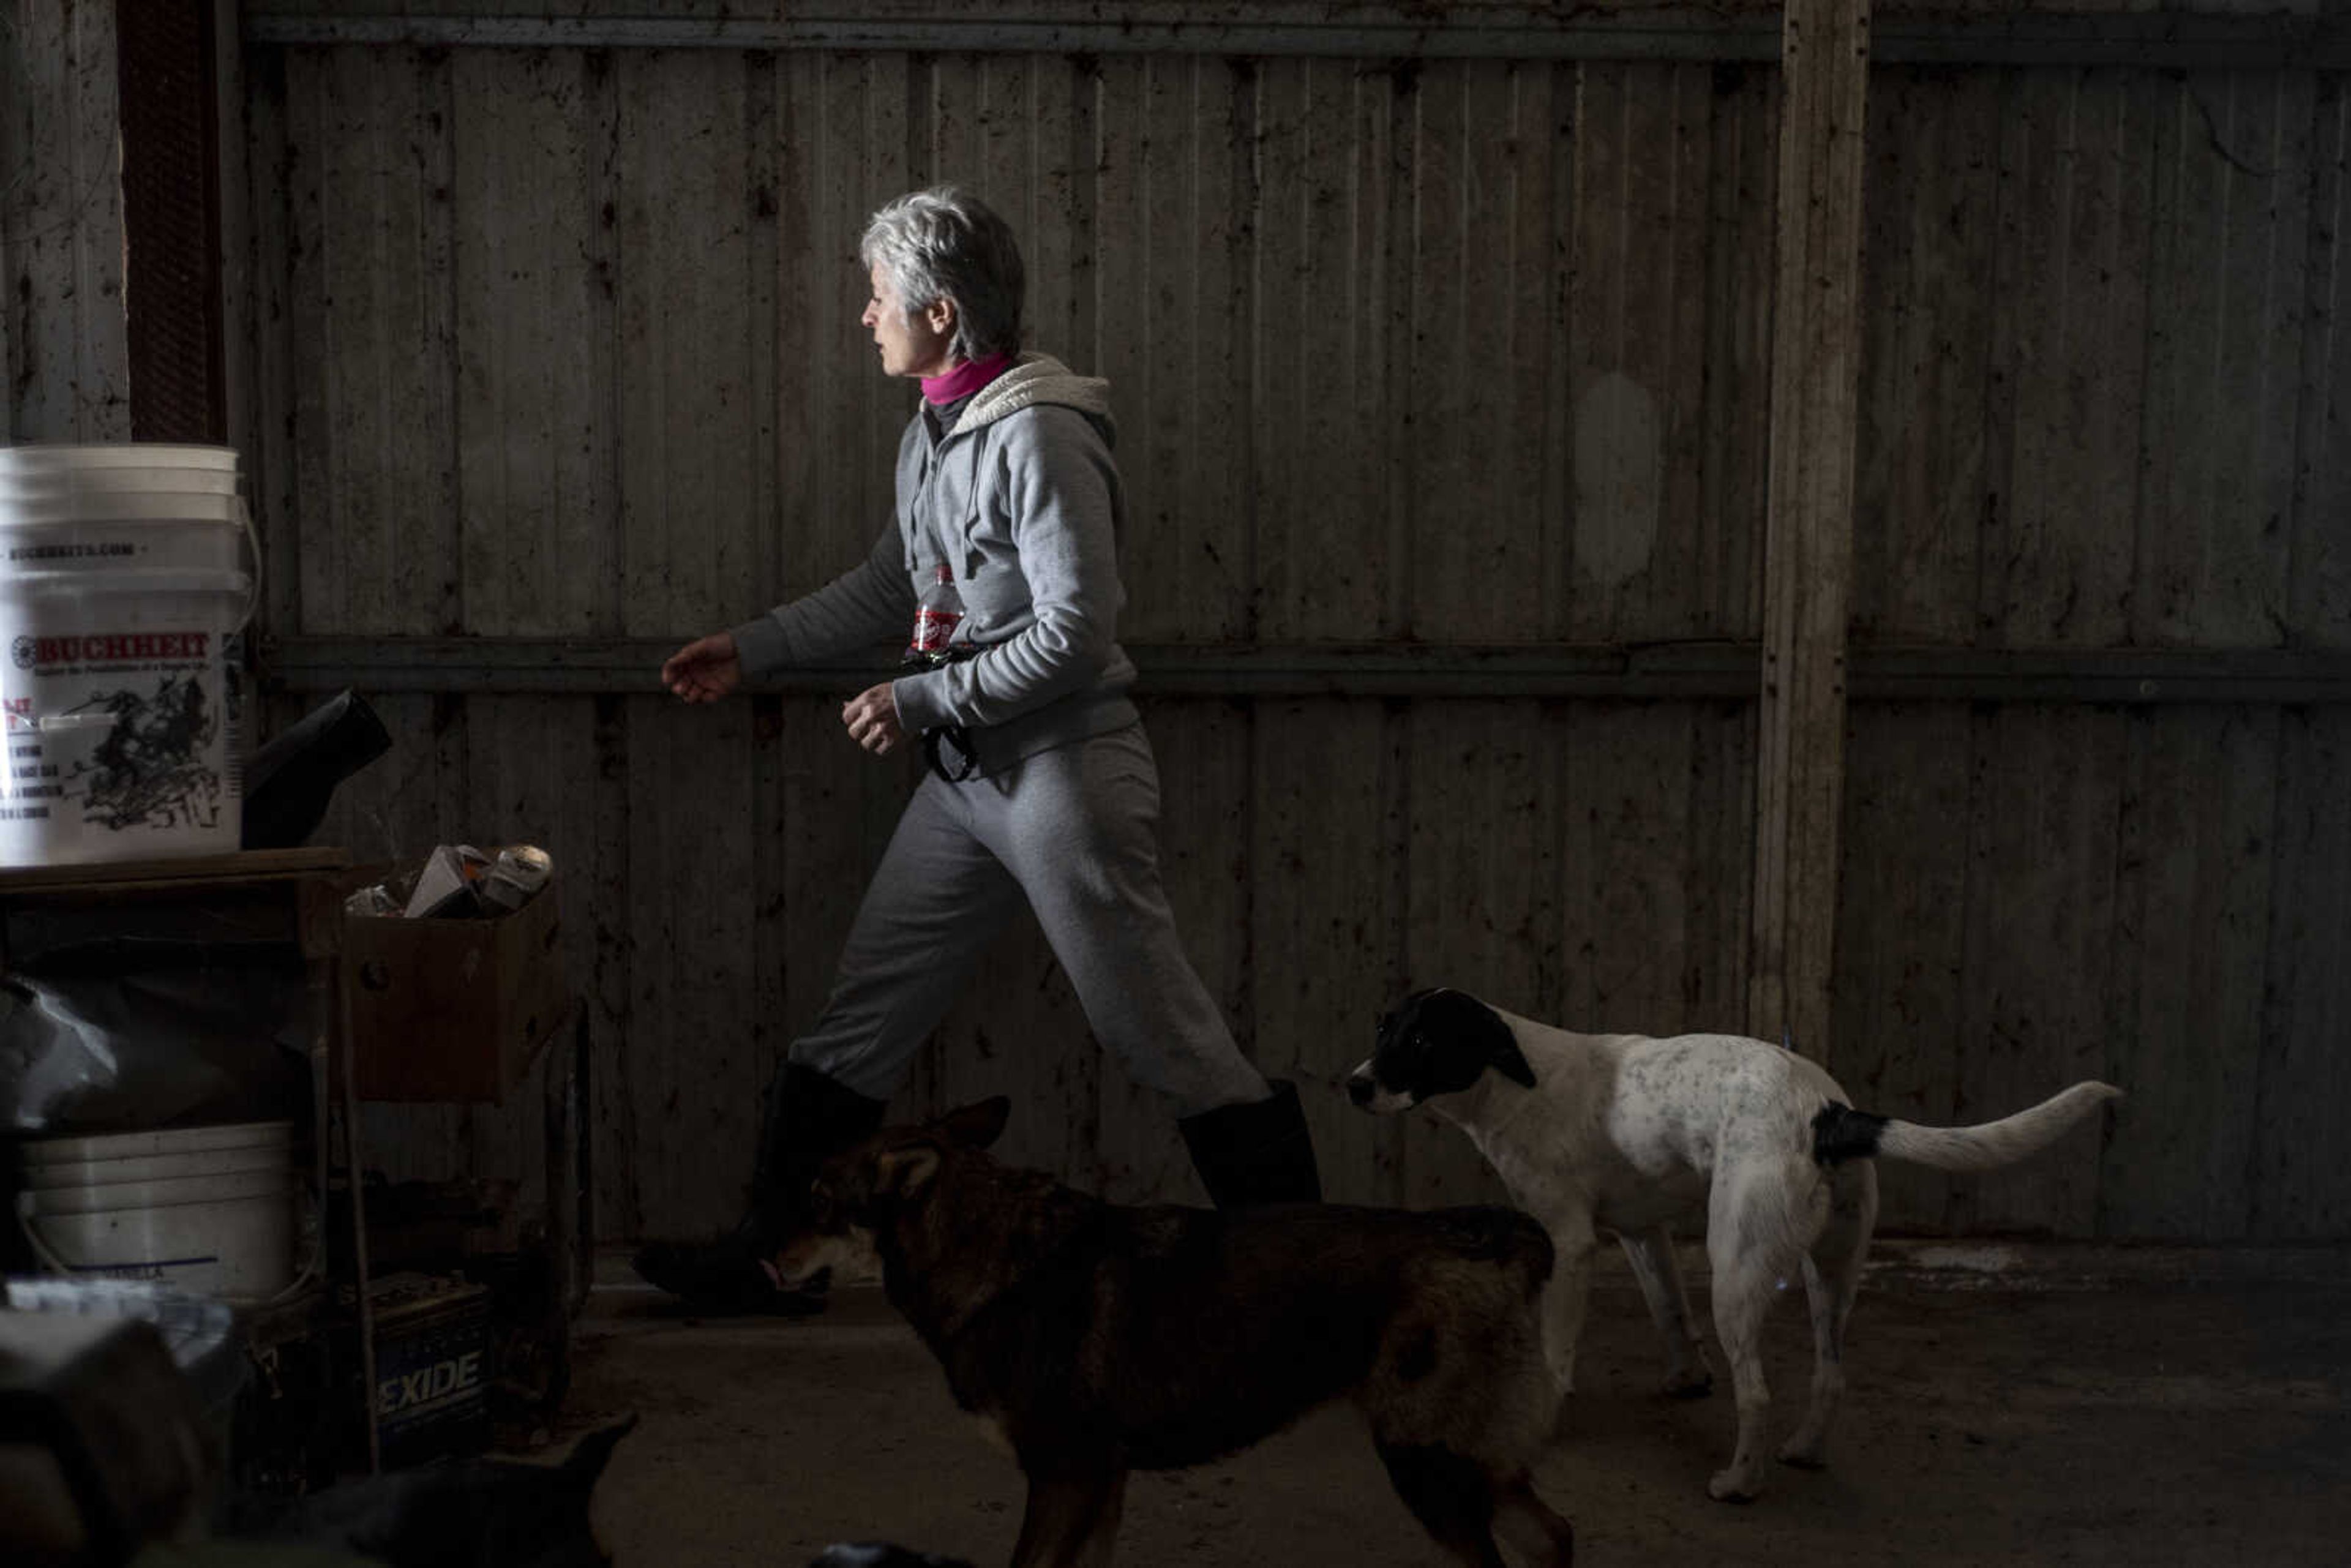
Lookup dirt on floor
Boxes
[553,1243,2351,1568]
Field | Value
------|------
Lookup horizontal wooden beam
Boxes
[240,7,2350,70]
[257,637,2351,704]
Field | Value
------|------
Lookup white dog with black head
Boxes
[1346,988,2121,1502]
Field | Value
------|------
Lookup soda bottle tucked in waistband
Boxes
[906,561,964,669]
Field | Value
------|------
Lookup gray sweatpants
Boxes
[788,722,1269,1117]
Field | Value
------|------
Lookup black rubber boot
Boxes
[632,1063,887,1315]
[1177,1079,1323,1207]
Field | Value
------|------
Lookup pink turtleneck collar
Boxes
[921,351,1014,405]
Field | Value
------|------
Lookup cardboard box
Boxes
[344,865,566,1103]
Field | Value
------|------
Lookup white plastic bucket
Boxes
[17,1120,294,1190]
[15,1120,296,1301]
[0,444,254,866]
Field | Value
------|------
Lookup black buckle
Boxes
[902,646,980,782]
[921,724,980,783]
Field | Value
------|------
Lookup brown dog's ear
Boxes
[875,1142,943,1198]
[934,1096,1011,1149]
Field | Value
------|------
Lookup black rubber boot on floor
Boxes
[632,1063,887,1315]
[1177,1079,1324,1207]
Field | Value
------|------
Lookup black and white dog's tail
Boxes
[1873,1081,2123,1172]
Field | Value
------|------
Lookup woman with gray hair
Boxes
[637,186,1321,1313]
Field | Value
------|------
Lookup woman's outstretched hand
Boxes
[661,632,743,703]
[843,682,906,755]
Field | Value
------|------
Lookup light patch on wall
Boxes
[1572,370,1660,589]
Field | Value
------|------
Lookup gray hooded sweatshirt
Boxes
[730,353,1141,773]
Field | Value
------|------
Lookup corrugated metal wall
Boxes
[232,9,2349,1242]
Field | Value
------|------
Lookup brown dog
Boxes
[774,1098,1575,1568]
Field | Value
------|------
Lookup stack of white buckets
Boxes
[2,443,296,1302]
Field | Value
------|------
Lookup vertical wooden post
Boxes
[1750,0,1870,1060]
[0,0,133,443]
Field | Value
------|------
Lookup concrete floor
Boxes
[560,1242,2351,1567]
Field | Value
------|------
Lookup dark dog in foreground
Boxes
[229,1416,637,1567]
[776,1097,1575,1568]
[236,1413,964,1568]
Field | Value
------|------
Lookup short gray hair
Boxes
[859,186,1025,362]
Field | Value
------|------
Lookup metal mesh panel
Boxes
[117,0,222,443]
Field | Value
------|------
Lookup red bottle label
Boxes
[910,604,962,655]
